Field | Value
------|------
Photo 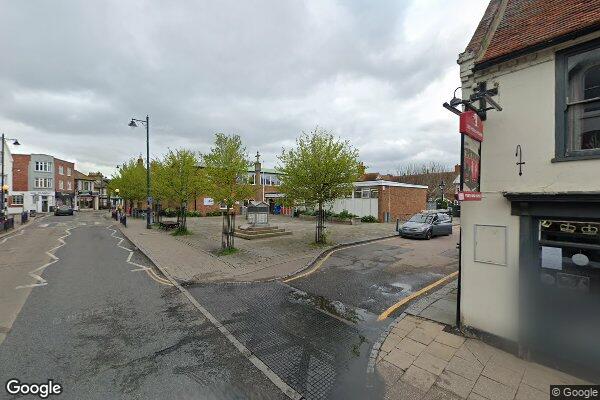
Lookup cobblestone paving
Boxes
[187,281,386,400]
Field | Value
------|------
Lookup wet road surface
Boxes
[185,230,459,400]
[289,233,458,316]
[0,213,286,399]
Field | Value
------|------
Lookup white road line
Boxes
[15,226,74,290]
[39,223,49,228]
[106,225,173,286]
[1,229,25,244]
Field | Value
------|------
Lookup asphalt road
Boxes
[185,228,459,400]
[0,212,286,400]
[288,230,459,316]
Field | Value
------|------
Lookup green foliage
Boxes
[202,133,254,210]
[277,127,361,208]
[205,211,222,217]
[435,198,450,210]
[360,215,378,223]
[217,247,239,256]
[277,127,361,243]
[171,226,192,236]
[336,209,357,220]
[108,158,146,202]
[153,149,205,229]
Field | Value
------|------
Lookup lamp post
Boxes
[128,115,151,229]
[439,179,446,204]
[1,134,20,218]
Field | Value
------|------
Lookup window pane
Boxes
[566,45,600,152]
[567,100,600,151]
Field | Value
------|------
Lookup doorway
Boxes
[41,196,48,212]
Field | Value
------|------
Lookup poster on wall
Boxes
[458,111,482,201]
[462,135,481,192]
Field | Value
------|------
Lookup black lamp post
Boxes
[128,116,151,229]
[1,134,20,218]
[439,179,446,204]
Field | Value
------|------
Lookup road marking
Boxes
[15,227,74,289]
[283,236,398,283]
[377,271,459,321]
[106,225,173,286]
[39,223,49,228]
[0,229,25,244]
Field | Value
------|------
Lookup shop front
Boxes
[506,192,600,379]
[77,191,98,210]
[55,192,74,208]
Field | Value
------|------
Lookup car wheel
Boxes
[425,230,432,240]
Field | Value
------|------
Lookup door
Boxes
[438,213,453,235]
[41,196,48,212]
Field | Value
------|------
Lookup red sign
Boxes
[457,191,483,201]
[459,111,483,142]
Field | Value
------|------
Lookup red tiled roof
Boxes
[467,0,600,68]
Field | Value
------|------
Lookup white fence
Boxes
[327,198,378,218]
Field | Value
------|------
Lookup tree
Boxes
[202,133,254,249]
[108,158,146,212]
[153,149,204,233]
[278,127,361,244]
[396,161,456,201]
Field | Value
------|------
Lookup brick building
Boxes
[54,158,75,207]
[331,179,428,222]
[189,153,285,216]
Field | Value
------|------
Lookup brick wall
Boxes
[12,154,30,191]
[54,158,75,193]
[377,186,427,222]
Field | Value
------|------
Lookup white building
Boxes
[1,139,14,214]
[457,0,600,375]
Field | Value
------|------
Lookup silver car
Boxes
[397,212,453,239]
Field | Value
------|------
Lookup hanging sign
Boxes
[459,110,484,142]
[459,111,482,201]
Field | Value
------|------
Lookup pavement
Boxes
[0,212,288,399]
[121,214,399,283]
[374,315,590,400]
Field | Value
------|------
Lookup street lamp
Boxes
[128,115,151,229]
[439,179,446,204]
[1,134,20,218]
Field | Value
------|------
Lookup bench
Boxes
[159,221,180,230]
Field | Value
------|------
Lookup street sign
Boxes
[459,110,484,142]
[457,191,483,201]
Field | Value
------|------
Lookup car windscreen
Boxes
[408,214,429,223]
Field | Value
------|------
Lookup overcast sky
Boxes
[0,0,487,177]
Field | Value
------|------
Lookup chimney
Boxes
[454,164,461,174]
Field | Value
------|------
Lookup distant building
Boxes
[74,170,98,210]
[54,158,75,208]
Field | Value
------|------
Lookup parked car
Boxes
[54,205,74,216]
[397,212,453,239]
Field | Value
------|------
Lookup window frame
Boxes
[11,194,24,205]
[555,38,600,162]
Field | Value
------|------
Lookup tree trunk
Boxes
[222,207,235,249]
[316,202,325,244]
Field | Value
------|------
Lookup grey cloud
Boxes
[0,0,487,176]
